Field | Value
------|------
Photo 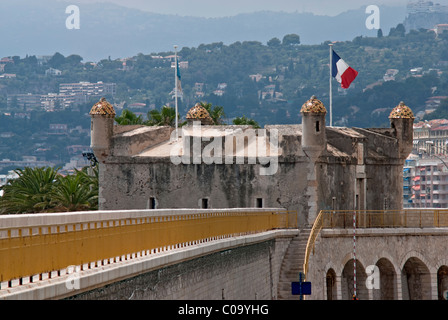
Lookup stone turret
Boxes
[389,101,414,160]
[300,96,327,161]
[300,96,328,226]
[89,97,116,162]
[186,103,214,125]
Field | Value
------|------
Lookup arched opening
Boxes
[373,258,396,300]
[437,265,448,300]
[326,268,337,300]
[401,257,431,300]
[341,259,368,300]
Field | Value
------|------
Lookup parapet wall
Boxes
[0,208,297,300]
[66,231,296,300]
[1,230,297,300]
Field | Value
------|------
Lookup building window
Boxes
[201,198,209,209]
[316,121,320,132]
[149,197,156,209]
[256,198,263,208]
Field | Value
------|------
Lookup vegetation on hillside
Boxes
[1,26,448,169]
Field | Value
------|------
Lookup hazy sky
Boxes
[67,0,448,17]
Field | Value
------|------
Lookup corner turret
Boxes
[389,101,414,160]
[301,96,327,161]
[89,97,116,162]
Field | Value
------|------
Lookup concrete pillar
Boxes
[396,272,403,300]
[336,275,342,300]
[430,272,439,300]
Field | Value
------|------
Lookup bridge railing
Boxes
[0,208,296,291]
[303,209,448,278]
[319,209,448,229]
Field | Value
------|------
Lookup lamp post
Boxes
[422,141,448,170]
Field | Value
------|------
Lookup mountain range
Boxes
[0,0,407,62]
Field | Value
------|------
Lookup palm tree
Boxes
[115,109,144,125]
[0,167,59,214]
[200,102,226,125]
[232,115,260,129]
[146,105,182,127]
[50,170,98,212]
[0,166,99,214]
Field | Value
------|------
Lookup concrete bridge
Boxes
[1,208,447,300]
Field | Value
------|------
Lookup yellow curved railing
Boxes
[0,209,297,288]
[303,210,325,279]
[303,209,448,279]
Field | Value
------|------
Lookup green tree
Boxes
[50,168,98,212]
[201,102,226,125]
[146,105,180,126]
[0,166,99,214]
[232,115,260,128]
[48,52,66,68]
[0,167,59,214]
[282,34,301,46]
[377,28,383,38]
[115,109,144,125]
[267,37,281,47]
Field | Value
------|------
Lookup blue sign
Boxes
[291,281,312,295]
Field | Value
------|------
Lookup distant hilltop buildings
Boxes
[405,1,448,31]
[407,0,448,14]
[6,81,116,111]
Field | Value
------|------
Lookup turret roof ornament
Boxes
[389,101,414,119]
[300,95,327,114]
[89,97,116,117]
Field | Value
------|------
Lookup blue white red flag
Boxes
[332,50,358,89]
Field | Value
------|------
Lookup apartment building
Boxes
[404,157,448,208]
[413,119,448,156]
[59,81,116,98]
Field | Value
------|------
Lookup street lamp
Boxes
[419,147,448,170]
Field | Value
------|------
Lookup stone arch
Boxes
[341,259,368,300]
[401,256,432,300]
[399,250,434,273]
[325,268,337,300]
[437,265,448,300]
[373,257,397,300]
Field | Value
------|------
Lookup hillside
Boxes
[0,1,406,62]
[2,19,448,170]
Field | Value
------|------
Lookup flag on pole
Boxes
[176,59,182,94]
[332,50,358,89]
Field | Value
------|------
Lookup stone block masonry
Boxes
[66,235,294,300]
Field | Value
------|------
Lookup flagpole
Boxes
[174,45,179,141]
[329,43,333,127]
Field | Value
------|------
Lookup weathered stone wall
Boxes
[99,159,312,227]
[67,236,293,300]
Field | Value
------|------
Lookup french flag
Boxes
[332,50,358,89]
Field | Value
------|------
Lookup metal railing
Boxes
[319,209,448,229]
[0,209,296,289]
[303,209,448,278]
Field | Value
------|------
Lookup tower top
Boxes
[186,103,214,125]
[300,96,327,114]
[89,97,116,117]
[389,101,414,119]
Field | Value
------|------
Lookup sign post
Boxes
[291,272,311,300]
